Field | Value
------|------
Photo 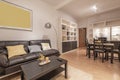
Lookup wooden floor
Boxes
[59,48,120,80]
[1,48,120,80]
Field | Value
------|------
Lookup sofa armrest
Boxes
[0,54,9,67]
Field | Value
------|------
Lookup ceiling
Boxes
[41,0,120,20]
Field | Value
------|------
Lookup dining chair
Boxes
[86,39,89,56]
[93,39,106,63]
[111,43,120,63]
[104,43,114,63]
[86,39,94,58]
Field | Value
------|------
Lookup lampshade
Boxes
[44,22,51,29]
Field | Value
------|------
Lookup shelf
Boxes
[62,30,67,32]
[62,23,70,27]
[39,67,65,80]
[62,40,77,42]
[61,18,77,53]
[61,18,77,45]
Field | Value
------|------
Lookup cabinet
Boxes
[61,18,77,53]
[62,41,77,53]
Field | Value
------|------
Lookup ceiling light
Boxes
[91,5,97,12]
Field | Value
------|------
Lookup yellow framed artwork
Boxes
[0,0,32,31]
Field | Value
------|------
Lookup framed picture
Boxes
[0,0,32,31]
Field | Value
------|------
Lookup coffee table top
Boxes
[21,56,67,80]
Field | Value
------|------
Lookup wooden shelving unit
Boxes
[61,19,77,42]
[61,18,77,53]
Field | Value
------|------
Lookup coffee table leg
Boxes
[65,62,68,79]
[21,71,24,80]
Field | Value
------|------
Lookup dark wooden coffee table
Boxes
[21,56,68,80]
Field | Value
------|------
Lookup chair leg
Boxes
[118,53,120,62]
[96,53,98,57]
[86,48,89,56]
[105,53,108,61]
[94,52,96,60]
[86,49,88,56]
[88,50,91,58]
[102,53,104,63]
[111,52,113,64]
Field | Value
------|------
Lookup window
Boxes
[93,20,120,41]
[111,26,120,41]
[93,22,110,41]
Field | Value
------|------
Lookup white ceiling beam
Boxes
[55,0,73,9]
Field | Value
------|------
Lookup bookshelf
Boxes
[61,19,77,42]
[61,18,77,52]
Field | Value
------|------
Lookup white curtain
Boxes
[107,20,120,41]
[93,22,110,40]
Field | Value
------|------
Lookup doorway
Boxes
[79,28,87,47]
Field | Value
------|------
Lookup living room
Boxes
[0,0,120,80]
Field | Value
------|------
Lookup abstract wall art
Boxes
[0,0,32,31]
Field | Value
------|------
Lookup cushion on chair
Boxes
[94,49,105,53]
[112,49,119,53]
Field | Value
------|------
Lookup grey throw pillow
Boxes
[28,45,41,53]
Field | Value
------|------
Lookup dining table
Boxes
[87,42,114,63]
[88,43,114,47]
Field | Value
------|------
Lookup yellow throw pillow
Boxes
[41,43,51,50]
[6,45,26,58]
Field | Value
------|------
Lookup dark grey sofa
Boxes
[0,40,60,75]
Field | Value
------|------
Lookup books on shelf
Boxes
[61,19,77,42]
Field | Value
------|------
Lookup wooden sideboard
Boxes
[62,41,77,53]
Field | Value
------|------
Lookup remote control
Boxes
[57,59,62,62]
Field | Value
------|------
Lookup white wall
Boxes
[0,0,77,52]
[78,8,120,43]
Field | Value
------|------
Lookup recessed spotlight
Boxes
[91,5,97,12]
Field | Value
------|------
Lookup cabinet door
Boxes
[62,42,72,53]
[72,41,77,49]
[62,41,77,53]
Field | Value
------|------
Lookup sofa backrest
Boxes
[0,40,51,56]
[0,41,29,56]
[29,40,51,50]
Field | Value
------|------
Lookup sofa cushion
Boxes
[23,53,40,61]
[41,43,51,50]
[41,49,60,57]
[6,45,26,58]
[29,40,51,50]
[28,45,41,53]
[9,53,40,67]
[34,52,41,58]
[9,55,25,66]
[5,41,29,53]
